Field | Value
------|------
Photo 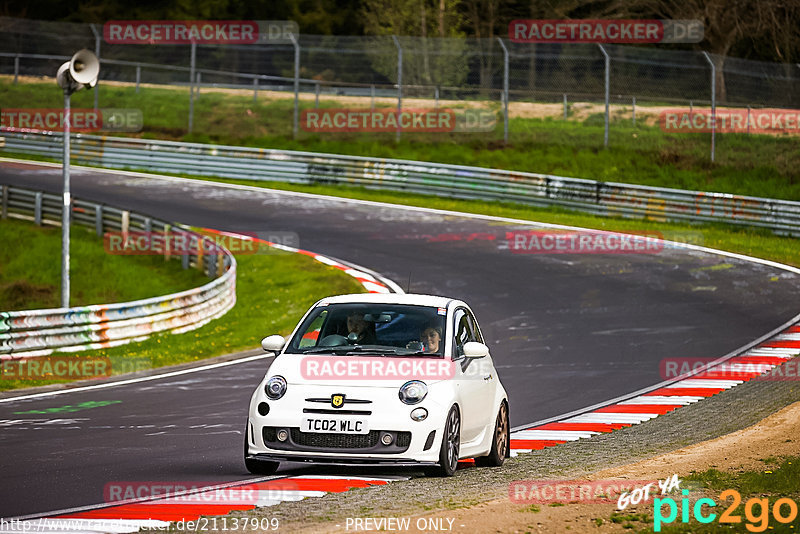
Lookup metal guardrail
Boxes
[2,130,799,237]
[0,184,237,358]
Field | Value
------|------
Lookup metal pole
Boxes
[392,36,402,142]
[14,55,19,84]
[290,34,300,139]
[632,97,636,127]
[496,37,509,144]
[189,42,196,133]
[315,82,320,109]
[196,71,201,96]
[135,64,141,93]
[747,105,751,134]
[434,86,439,110]
[90,24,100,110]
[371,85,375,110]
[253,77,258,103]
[702,51,716,162]
[61,90,71,308]
[563,93,567,120]
[597,44,610,148]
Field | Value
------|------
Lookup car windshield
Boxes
[285,302,447,356]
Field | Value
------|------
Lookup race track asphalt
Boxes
[2,161,798,517]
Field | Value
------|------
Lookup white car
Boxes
[245,293,509,477]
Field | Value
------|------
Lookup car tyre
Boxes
[425,405,460,477]
[244,425,280,475]
[475,401,509,467]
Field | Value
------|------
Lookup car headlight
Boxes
[265,375,287,400]
[399,380,427,405]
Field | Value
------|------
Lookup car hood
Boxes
[266,353,453,387]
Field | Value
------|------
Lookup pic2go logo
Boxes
[654,489,799,532]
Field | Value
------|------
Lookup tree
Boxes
[361,0,468,89]
[594,0,800,102]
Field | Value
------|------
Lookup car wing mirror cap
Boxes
[463,341,489,358]
[261,334,286,353]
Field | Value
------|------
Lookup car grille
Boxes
[262,426,412,453]
[396,432,411,448]
[292,428,380,448]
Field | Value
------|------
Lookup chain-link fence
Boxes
[1,16,798,159]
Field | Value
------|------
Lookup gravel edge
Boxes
[195,358,799,532]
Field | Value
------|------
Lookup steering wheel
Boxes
[319,334,348,347]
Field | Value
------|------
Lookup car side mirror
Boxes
[261,334,286,353]
[462,341,489,359]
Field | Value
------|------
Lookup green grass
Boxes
[0,218,206,310]
[684,456,800,497]
[2,78,798,201]
[0,247,366,391]
[637,457,800,533]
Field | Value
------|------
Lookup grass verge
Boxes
[649,456,800,533]
[0,218,206,310]
[1,78,798,200]
[0,248,366,392]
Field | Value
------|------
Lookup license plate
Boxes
[301,417,369,434]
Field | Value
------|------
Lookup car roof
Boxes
[318,293,460,308]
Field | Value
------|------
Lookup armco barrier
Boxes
[2,131,799,236]
[0,185,236,358]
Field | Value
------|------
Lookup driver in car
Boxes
[347,312,377,345]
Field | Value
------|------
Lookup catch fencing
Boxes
[2,131,799,237]
[0,184,237,358]
[1,16,799,156]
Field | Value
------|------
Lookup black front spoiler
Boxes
[247,453,439,468]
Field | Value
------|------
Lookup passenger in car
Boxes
[421,325,443,353]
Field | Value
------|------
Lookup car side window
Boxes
[452,308,476,358]
[464,310,484,344]
[298,310,327,348]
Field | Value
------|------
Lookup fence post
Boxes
[13,55,19,84]
[563,94,567,120]
[289,34,300,140]
[182,233,191,269]
[496,37,509,144]
[597,44,610,148]
[121,211,130,245]
[315,82,320,108]
[189,42,196,133]
[164,224,171,261]
[434,86,439,110]
[95,204,104,236]
[747,105,751,134]
[34,192,43,225]
[135,64,141,93]
[253,77,258,103]
[392,35,403,142]
[196,72,201,96]
[632,97,636,127]
[701,51,716,162]
[371,84,375,110]
[90,23,101,110]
